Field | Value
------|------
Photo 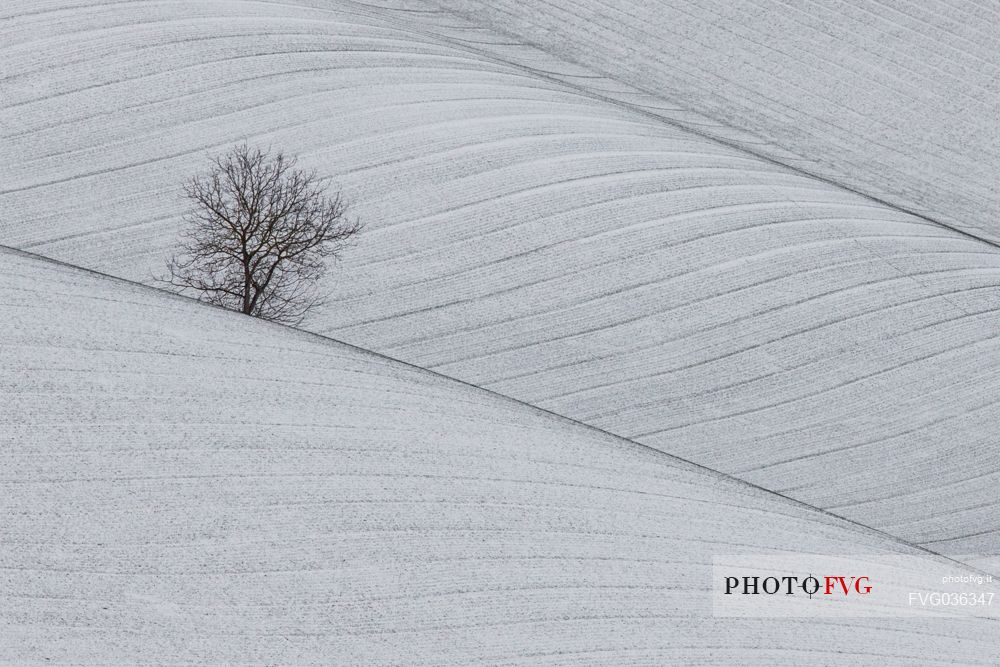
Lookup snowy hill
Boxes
[437,0,1000,243]
[3,0,1000,569]
[3,245,999,663]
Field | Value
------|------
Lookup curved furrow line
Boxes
[410,247,994,371]
[339,203,871,306]
[16,95,644,168]
[772,0,994,103]
[2,49,532,112]
[486,275,1000,432]
[477,275,999,391]
[528,0,998,176]
[6,98,655,196]
[661,0,992,118]
[342,184,867,279]
[596,308,990,438]
[636,333,1000,440]
[530,278,1000,416]
[736,392,1000,479]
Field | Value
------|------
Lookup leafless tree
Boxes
[164,144,361,325]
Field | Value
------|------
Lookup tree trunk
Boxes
[242,263,253,314]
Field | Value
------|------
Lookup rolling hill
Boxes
[436,0,1000,243]
[3,245,1000,663]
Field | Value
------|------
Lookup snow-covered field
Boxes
[438,0,1000,243]
[4,0,999,567]
[3,246,1000,663]
[3,0,1000,661]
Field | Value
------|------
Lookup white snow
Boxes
[2,0,998,565]
[3,1,1000,660]
[2,247,999,663]
[437,0,1000,243]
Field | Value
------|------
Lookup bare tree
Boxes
[164,144,361,325]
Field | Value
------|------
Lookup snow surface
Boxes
[3,246,1000,663]
[437,0,1000,243]
[3,0,999,568]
